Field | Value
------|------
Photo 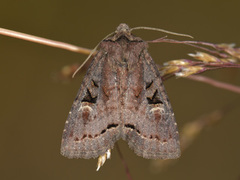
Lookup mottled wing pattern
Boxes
[61,48,121,159]
[61,23,180,160]
[122,47,180,159]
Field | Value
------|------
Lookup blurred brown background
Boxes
[0,0,240,180]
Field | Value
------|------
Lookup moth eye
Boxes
[147,90,163,104]
[82,89,97,104]
[145,81,153,89]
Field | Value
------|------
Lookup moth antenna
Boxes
[72,45,98,78]
[130,26,193,39]
[72,32,115,78]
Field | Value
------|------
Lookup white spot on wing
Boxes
[78,105,93,111]
[150,107,165,113]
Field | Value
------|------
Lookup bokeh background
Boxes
[0,0,240,180]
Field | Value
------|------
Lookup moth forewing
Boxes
[121,48,180,159]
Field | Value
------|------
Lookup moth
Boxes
[61,23,180,161]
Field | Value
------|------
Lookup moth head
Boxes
[113,23,133,41]
[116,23,130,33]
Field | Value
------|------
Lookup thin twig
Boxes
[116,143,133,180]
[187,75,240,94]
[1,27,240,95]
[149,38,228,58]
[0,27,92,55]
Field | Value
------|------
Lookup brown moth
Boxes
[60,23,180,160]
